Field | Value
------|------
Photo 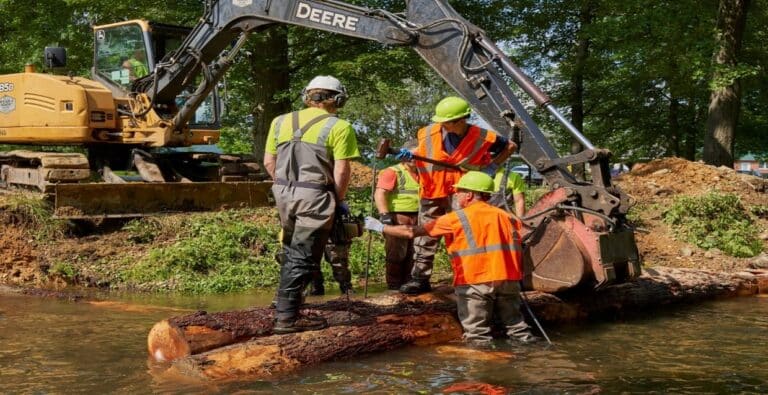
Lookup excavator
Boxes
[0,0,641,293]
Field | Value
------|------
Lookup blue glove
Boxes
[395,148,413,161]
[364,216,385,233]
[336,201,349,216]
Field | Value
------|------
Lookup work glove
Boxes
[364,216,385,233]
[379,212,395,226]
[394,148,414,161]
[336,201,350,216]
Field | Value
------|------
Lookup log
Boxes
[150,267,768,381]
[148,291,461,363]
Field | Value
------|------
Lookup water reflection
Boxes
[0,291,766,394]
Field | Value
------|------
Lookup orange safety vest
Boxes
[441,201,523,286]
[415,123,497,199]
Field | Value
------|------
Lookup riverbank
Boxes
[1,158,766,293]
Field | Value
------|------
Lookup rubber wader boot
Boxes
[399,279,432,295]
[339,282,354,295]
[273,315,328,334]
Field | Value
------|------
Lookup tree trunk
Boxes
[148,267,768,381]
[568,0,594,182]
[703,0,751,167]
[248,26,291,161]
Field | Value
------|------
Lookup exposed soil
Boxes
[1,157,766,291]
[614,157,768,271]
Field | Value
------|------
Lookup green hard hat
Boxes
[455,171,495,194]
[432,96,472,123]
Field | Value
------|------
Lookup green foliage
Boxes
[121,210,282,293]
[0,195,67,241]
[663,193,763,257]
[50,262,79,280]
[122,218,161,244]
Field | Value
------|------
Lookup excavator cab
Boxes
[92,20,219,127]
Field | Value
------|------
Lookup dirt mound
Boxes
[617,157,768,206]
[0,211,45,286]
[349,160,375,189]
[613,157,768,271]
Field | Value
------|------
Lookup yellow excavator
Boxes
[0,0,641,293]
[0,20,271,218]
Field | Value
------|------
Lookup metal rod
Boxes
[544,104,594,150]
[521,286,553,346]
[476,37,595,150]
[363,159,377,298]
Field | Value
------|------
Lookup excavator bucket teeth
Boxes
[53,182,273,219]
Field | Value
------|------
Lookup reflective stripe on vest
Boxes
[415,124,496,198]
[386,163,419,212]
[447,202,523,285]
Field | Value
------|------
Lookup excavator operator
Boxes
[263,75,360,334]
[395,96,517,295]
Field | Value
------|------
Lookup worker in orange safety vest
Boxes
[364,171,539,345]
[393,96,517,295]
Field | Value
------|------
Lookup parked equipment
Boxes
[0,0,640,292]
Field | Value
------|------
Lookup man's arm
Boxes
[374,188,390,214]
[492,139,518,165]
[382,224,428,239]
[334,159,351,201]
[513,191,525,217]
[263,152,276,180]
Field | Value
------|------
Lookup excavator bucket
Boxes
[53,181,273,219]
[523,216,641,293]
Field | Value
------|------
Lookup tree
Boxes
[704,0,753,167]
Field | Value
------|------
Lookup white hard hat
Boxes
[304,75,345,93]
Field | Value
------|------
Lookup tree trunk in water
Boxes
[148,268,768,381]
[568,1,594,182]
[248,26,291,161]
[703,0,750,167]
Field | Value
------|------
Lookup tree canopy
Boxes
[1,0,765,165]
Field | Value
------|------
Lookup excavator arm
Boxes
[134,0,641,292]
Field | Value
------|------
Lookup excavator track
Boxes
[0,151,91,193]
[1,150,273,219]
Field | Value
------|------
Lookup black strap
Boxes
[274,178,333,191]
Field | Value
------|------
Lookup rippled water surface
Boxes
[1,291,766,394]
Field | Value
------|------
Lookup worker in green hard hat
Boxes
[394,96,517,295]
[364,171,538,346]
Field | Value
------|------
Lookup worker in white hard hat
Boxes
[263,75,359,334]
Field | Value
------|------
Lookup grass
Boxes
[662,192,764,258]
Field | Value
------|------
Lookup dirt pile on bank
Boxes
[349,161,375,189]
[613,157,768,271]
[0,206,45,286]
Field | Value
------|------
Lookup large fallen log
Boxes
[149,267,768,381]
[148,292,462,363]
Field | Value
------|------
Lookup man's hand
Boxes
[395,148,413,161]
[364,216,385,233]
[336,201,350,216]
[379,212,395,225]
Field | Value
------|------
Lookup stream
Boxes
[1,290,766,394]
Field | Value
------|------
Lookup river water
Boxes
[1,290,766,394]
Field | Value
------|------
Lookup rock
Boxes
[704,251,714,259]
[759,232,768,241]
[680,247,694,257]
[749,252,768,269]
[652,169,670,176]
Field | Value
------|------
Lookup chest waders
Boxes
[272,111,339,321]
